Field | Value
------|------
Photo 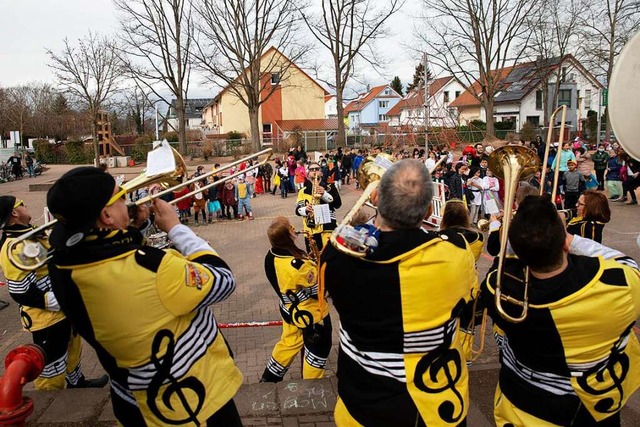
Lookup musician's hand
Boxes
[305,205,313,214]
[315,186,325,197]
[151,199,180,233]
[132,204,150,228]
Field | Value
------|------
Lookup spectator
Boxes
[591,144,609,191]
[567,190,611,243]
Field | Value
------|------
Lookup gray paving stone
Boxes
[36,388,109,425]
[22,390,58,425]
[236,382,279,417]
[279,379,335,416]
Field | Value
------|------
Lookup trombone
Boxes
[7,144,272,271]
[491,105,567,323]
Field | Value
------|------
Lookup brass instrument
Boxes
[329,152,396,257]
[7,144,272,271]
[305,175,322,230]
[490,106,566,323]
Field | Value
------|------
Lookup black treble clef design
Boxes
[147,329,206,425]
[413,302,466,424]
[576,323,633,415]
[414,346,465,423]
[285,289,314,329]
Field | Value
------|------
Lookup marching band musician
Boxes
[295,161,341,252]
[481,195,640,426]
[45,167,243,426]
[566,189,611,244]
[0,195,108,390]
[321,159,478,426]
[260,216,332,383]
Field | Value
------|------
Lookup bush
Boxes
[495,121,516,140]
[227,131,244,141]
[131,134,154,162]
[65,140,91,164]
[519,121,536,142]
[34,139,56,163]
[162,131,179,142]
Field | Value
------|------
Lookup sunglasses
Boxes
[309,167,321,171]
[13,199,25,208]
[106,186,127,207]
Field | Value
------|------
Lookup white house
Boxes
[343,85,402,132]
[450,55,603,132]
[387,76,467,128]
[166,98,212,132]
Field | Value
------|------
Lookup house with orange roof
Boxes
[343,85,402,132]
[387,76,467,128]
[201,47,332,147]
[450,55,603,132]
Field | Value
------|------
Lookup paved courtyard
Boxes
[0,158,638,425]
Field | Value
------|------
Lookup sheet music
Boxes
[146,140,176,177]
[313,204,332,225]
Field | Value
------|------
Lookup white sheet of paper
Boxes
[146,141,176,177]
[313,204,332,225]
[484,198,500,215]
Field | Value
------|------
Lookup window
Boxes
[558,89,572,108]
[585,89,592,109]
[535,90,543,110]
[384,88,390,95]
[379,114,389,122]
[455,91,461,98]
[270,73,280,85]
[263,123,272,134]
[526,116,540,126]
[444,91,450,103]
[379,100,389,108]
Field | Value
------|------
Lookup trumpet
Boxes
[7,143,272,271]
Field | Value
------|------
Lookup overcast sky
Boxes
[0,0,423,99]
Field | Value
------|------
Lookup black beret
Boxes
[0,195,16,229]
[47,167,115,248]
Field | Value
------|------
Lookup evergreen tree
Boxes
[406,63,433,93]
[390,76,403,96]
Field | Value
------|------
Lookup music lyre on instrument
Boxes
[7,141,272,271]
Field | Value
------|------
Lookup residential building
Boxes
[201,47,330,146]
[166,98,213,132]
[387,76,466,128]
[449,55,603,132]
[343,85,402,133]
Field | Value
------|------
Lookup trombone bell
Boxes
[488,145,540,323]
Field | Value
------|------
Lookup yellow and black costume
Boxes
[295,179,341,251]
[0,224,83,390]
[444,227,484,263]
[566,216,606,243]
[481,236,640,426]
[321,228,478,427]
[261,248,332,382]
[48,225,243,426]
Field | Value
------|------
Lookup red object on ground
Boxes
[218,321,282,328]
[0,345,45,427]
[128,159,135,167]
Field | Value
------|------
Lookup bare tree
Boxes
[524,0,583,127]
[579,0,640,139]
[47,32,121,164]
[2,86,30,148]
[192,0,304,152]
[114,0,193,153]
[420,0,541,138]
[301,0,402,147]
